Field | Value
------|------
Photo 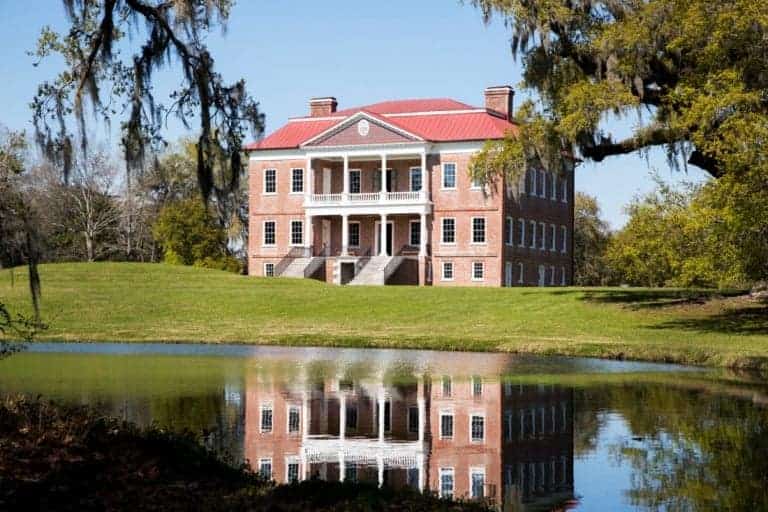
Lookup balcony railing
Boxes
[306,191,427,207]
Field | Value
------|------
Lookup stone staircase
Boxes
[348,256,404,286]
[278,257,324,278]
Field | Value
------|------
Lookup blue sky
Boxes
[0,0,710,228]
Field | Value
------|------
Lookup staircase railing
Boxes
[303,256,325,278]
[382,256,404,282]
[275,246,311,276]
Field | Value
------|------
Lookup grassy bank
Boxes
[1,262,767,369]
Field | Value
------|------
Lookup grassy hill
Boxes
[1,262,766,369]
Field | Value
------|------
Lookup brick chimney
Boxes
[309,97,338,117]
[484,86,514,120]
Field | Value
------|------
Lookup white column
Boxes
[339,393,347,441]
[302,393,310,442]
[379,214,388,256]
[378,395,386,443]
[339,451,346,482]
[305,214,313,256]
[419,213,427,257]
[417,396,426,443]
[418,453,426,491]
[377,454,384,488]
[305,156,313,200]
[421,151,429,198]
[343,154,350,200]
[380,154,388,193]
[341,214,349,256]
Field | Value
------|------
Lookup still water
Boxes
[1,343,767,511]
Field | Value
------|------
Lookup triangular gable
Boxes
[301,111,424,147]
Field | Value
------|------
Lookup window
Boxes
[346,404,358,430]
[440,468,455,498]
[441,218,456,244]
[539,222,546,250]
[472,376,483,396]
[410,220,420,247]
[471,414,485,442]
[442,376,452,397]
[345,465,358,483]
[472,261,485,281]
[384,401,391,432]
[442,163,456,189]
[290,220,303,246]
[528,169,536,196]
[263,168,276,194]
[470,468,486,499]
[529,221,537,248]
[291,168,304,193]
[442,261,454,281]
[410,167,422,191]
[518,173,526,195]
[348,222,360,248]
[551,174,558,200]
[537,170,546,197]
[505,261,513,287]
[561,226,568,253]
[286,460,299,483]
[518,262,524,283]
[440,411,454,439]
[561,266,567,286]
[471,217,486,244]
[263,221,276,246]
[260,404,273,432]
[550,265,556,286]
[505,217,513,246]
[264,263,275,277]
[408,406,419,433]
[550,224,557,251]
[517,219,526,247]
[288,406,300,433]
[561,176,568,202]
[350,169,361,194]
[471,174,482,189]
[259,458,272,479]
[504,412,513,440]
[407,467,419,489]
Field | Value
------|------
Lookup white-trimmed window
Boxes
[260,404,273,432]
[528,169,536,196]
[517,219,526,247]
[472,261,485,281]
[539,222,546,250]
[470,467,486,499]
[440,468,455,498]
[442,376,452,397]
[441,218,456,244]
[538,170,546,197]
[263,221,276,246]
[408,406,419,434]
[518,262,524,284]
[290,220,303,246]
[348,221,360,248]
[442,261,454,281]
[472,376,483,396]
[471,217,486,244]
[550,224,557,251]
[550,265,556,286]
[286,458,299,483]
[561,266,567,286]
[529,221,537,248]
[264,262,275,277]
[561,225,568,253]
[410,220,421,247]
[470,414,485,442]
[258,458,272,479]
[561,176,568,203]
[504,411,514,440]
[442,163,457,189]
[350,169,361,194]
[440,410,454,439]
[505,217,514,246]
[410,167,422,191]
[288,405,300,434]
[291,168,304,193]
[551,174,558,200]
[518,172,526,195]
[471,174,482,189]
[263,168,277,194]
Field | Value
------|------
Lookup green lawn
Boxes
[1,262,767,369]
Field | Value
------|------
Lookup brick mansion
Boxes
[245,86,574,286]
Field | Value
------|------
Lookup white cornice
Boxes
[300,111,424,147]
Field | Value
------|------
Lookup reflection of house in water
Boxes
[244,373,573,510]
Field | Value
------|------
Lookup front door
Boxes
[322,168,331,194]
[375,221,394,256]
[322,220,331,255]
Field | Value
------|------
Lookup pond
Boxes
[1,343,767,511]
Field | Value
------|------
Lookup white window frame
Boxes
[441,162,457,190]
[441,217,456,245]
[470,467,486,499]
[561,226,568,254]
[550,224,557,251]
[264,262,275,277]
[439,467,455,498]
[529,221,537,249]
[550,265,556,286]
[441,261,454,281]
[518,262,524,284]
[290,168,304,194]
[285,456,300,483]
[348,221,361,248]
[470,173,482,190]
[409,219,421,247]
[539,222,547,250]
[260,403,273,433]
[407,406,419,434]
[472,375,483,396]
[258,457,273,479]
[471,217,487,245]
[442,376,452,397]
[470,413,485,443]
[349,169,362,194]
[505,217,514,246]
[439,410,455,440]
[409,166,422,192]
[289,220,304,246]
[551,174,558,200]
[561,176,568,203]
[518,219,526,248]
[538,170,546,197]
[472,261,485,281]
[263,168,277,195]
[529,169,536,196]
[287,405,300,434]
[263,220,276,247]
[505,261,513,287]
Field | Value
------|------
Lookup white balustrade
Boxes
[307,191,425,207]
[349,192,380,202]
[386,191,420,202]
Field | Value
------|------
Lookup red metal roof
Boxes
[245,98,517,151]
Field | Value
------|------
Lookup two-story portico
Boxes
[246,87,574,286]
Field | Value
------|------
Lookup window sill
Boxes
[262,192,278,196]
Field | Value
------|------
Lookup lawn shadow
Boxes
[575,288,745,310]
[649,301,768,335]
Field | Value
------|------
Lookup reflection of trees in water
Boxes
[584,384,768,511]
